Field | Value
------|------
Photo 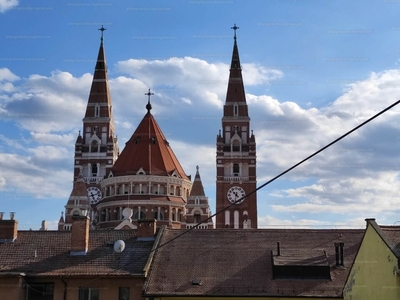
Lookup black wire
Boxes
[70,99,400,286]
[156,99,400,248]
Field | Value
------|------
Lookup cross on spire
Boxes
[145,88,154,112]
[231,23,239,40]
[98,25,106,43]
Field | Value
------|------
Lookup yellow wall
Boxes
[152,297,337,300]
[344,223,400,300]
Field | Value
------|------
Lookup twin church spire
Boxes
[60,24,255,231]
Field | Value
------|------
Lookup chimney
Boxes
[335,242,344,266]
[137,219,157,240]
[0,213,18,243]
[70,214,90,255]
[277,242,281,256]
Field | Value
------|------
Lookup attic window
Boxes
[192,279,202,286]
[134,137,141,144]
[271,249,331,280]
[151,137,156,144]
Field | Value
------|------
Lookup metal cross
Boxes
[145,89,154,112]
[231,24,239,40]
[98,25,107,41]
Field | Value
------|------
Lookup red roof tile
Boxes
[0,230,155,276]
[111,112,189,180]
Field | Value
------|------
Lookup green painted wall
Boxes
[344,223,400,300]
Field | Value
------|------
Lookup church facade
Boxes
[59,25,256,231]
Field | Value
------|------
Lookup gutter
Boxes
[61,277,67,300]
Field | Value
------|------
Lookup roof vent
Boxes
[192,279,202,286]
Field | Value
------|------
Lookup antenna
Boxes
[113,240,125,253]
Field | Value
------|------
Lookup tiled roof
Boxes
[144,228,364,297]
[379,225,400,257]
[0,230,155,276]
[69,176,88,197]
[189,166,205,197]
[84,41,113,118]
[111,112,189,180]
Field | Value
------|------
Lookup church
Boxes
[58,24,257,231]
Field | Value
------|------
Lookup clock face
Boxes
[227,186,246,204]
[87,187,102,204]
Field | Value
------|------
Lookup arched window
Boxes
[234,211,239,229]
[225,210,230,227]
[153,211,164,220]
[233,163,239,176]
[194,213,201,224]
[232,139,240,152]
[134,211,146,220]
[91,164,98,177]
[91,140,99,152]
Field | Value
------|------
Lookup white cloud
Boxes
[0,0,18,13]
[2,58,400,226]
[257,215,365,229]
[0,68,19,82]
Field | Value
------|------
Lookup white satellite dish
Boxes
[113,240,125,253]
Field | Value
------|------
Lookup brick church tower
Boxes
[59,27,119,230]
[215,25,257,229]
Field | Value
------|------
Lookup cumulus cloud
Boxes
[2,55,400,226]
[0,0,18,13]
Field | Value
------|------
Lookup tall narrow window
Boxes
[94,104,100,117]
[194,213,201,224]
[225,210,230,227]
[91,140,99,152]
[234,211,239,229]
[91,164,98,177]
[119,287,130,300]
[232,139,240,152]
[233,163,239,176]
[234,104,238,116]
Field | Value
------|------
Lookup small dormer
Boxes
[271,243,331,280]
[171,170,180,178]
[136,167,146,175]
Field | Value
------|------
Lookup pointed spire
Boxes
[190,165,206,197]
[84,27,113,119]
[59,211,65,224]
[224,24,247,108]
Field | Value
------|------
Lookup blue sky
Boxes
[2,0,400,229]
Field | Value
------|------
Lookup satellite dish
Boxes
[113,240,125,253]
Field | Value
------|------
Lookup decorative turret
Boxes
[184,166,213,229]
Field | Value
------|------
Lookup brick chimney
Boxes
[0,212,18,243]
[137,219,157,240]
[70,215,90,255]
